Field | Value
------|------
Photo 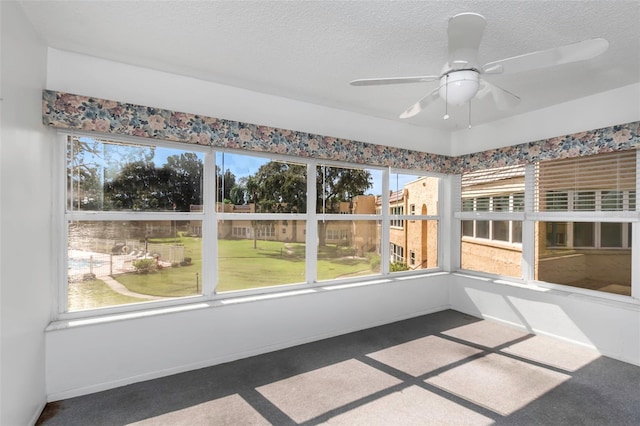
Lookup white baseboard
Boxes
[29,399,47,426]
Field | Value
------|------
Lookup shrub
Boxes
[180,257,192,267]
[390,262,409,272]
[368,253,381,271]
[132,258,157,274]
[338,246,356,257]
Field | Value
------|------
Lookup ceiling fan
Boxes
[350,12,609,122]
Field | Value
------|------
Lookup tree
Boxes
[67,137,103,210]
[216,167,236,202]
[103,160,166,210]
[248,161,307,213]
[164,153,203,211]
[246,161,372,245]
[103,153,203,212]
[318,166,372,213]
[229,176,249,205]
[316,165,372,246]
[67,136,156,210]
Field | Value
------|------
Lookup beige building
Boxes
[207,176,441,270]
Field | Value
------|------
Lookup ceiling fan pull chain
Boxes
[468,100,472,129]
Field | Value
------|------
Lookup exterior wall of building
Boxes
[352,195,378,255]
[405,178,439,269]
[461,240,522,278]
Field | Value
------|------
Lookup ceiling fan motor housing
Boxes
[439,70,480,105]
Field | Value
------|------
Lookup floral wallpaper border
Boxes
[454,121,640,173]
[42,90,454,173]
[42,90,639,174]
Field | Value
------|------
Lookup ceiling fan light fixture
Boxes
[438,70,479,105]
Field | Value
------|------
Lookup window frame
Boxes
[455,151,640,301]
[460,193,524,247]
[57,132,444,319]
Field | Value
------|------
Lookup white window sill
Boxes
[47,271,449,331]
[453,271,640,311]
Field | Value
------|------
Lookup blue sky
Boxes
[99,141,420,197]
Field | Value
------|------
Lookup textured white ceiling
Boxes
[20,0,640,133]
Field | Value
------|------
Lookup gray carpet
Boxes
[37,310,640,425]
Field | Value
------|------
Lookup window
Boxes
[457,150,637,296]
[534,151,636,295]
[390,243,404,264]
[388,172,441,272]
[216,152,308,292]
[62,135,442,315]
[459,165,525,279]
[390,206,404,227]
[460,193,524,245]
[65,136,205,312]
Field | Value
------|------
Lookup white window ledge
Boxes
[47,271,449,331]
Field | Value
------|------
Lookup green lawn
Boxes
[113,236,374,295]
[117,236,203,297]
[68,279,144,311]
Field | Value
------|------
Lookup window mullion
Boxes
[59,133,70,314]
[204,149,217,297]
[521,164,535,281]
[306,162,317,284]
[380,168,390,275]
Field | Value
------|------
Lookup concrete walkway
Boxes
[99,274,170,300]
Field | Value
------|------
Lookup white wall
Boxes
[0,2,53,425]
[46,275,450,400]
[449,274,640,366]
[46,49,451,155]
[451,83,640,155]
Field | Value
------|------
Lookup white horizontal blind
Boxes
[534,150,637,212]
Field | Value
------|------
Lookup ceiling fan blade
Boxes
[447,12,486,69]
[481,38,609,75]
[399,87,440,119]
[350,76,439,86]
[477,80,521,110]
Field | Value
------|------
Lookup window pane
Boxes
[493,196,510,212]
[67,220,202,311]
[476,197,490,211]
[67,136,203,212]
[492,220,509,241]
[390,220,439,272]
[317,220,380,281]
[462,199,474,212]
[573,191,595,211]
[317,165,379,214]
[462,220,474,237]
[536,222,631,296]
[573,222,595,247]
[512,221,523,243]
[218,152,307,213]
[601,222,623,247]
[601,191,623,211]
[546,222,567,247]
[512,193,525,212]
[545,191,568,211]
[217,220,306,292]
[476,220,489,239]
